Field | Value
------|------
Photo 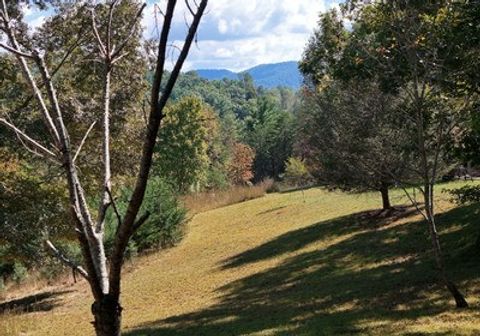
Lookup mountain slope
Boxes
[194,61,303,89]
[195,69,237,81]
[245,61,302,89]
[2,181,480,336]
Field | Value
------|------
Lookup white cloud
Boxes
[16,1,343,72]
[217,19,228,34]
[21,4,51,34]
[29,15,46,30]
[144,0,343,71]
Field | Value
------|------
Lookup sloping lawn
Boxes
[1,181,480,335]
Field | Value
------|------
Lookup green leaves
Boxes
[155,96,211,193]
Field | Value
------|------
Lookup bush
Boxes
[11,262,28,284]
[40,257,64,281]
[445,185,480,205]
[104,177,187,255]
[206,166,230,191]
[282,157,313,189]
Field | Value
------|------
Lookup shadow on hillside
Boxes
[226,205,420,269]
[126,204,480,336]
[0,290,72,314]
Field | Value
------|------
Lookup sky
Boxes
[23,1,342,72]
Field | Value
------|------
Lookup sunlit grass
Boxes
[1,180,479,335]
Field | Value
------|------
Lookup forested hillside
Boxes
[194,61,302,89]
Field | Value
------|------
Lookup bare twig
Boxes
[107,188,122,226]
[91,8,107,57]
[0,117,58,159]
[73,121,96,163]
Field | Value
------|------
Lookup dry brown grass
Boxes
[0,269,77,304]
[1,181,480,335]
[1,181,274,301]
[181,179,274,214]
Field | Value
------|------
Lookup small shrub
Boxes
[261,178,277,193]
[11,262,28,284]
[282,157,313,190]
[206,166,230,191]
[40,257,64,281]
[104,177,187,255]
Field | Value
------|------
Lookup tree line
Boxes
[297,0,479,308]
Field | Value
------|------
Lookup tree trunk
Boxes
[380,183,391,210]
[424,183,468,308]
[92,295,122,336]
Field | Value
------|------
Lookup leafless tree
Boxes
[0,0,208,335]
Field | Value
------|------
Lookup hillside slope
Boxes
[1,183,480,335]
[195,61,302,89]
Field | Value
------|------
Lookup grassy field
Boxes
[1,181,480,335]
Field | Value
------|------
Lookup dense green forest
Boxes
[0,0,479,335]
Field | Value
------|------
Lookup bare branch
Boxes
[110,3,147,60]
[91,8,107,57]
[157,0,207,113]
[110,52,129,64]
[2,32,86,118]
[185,0,195,15]
[0,42,34,58]
[106,0,120,56]
[0,117,58,159]
[45,240,90,281]
[1,24,61,143]
[107,188,122,226]
[0,0,9,21]
[399,184,428,222]
[73,121,96,163]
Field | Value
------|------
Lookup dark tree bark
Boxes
[92,295,122,336]
[380,183,391,210]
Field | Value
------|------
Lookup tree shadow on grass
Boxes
[225,205,420,270]
[0,290,73,314]
[126,204,480,336]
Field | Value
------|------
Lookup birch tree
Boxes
[0,0,208,335]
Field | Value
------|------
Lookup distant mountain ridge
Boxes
[194,61,302,89]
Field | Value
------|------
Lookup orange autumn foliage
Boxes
[227,143,255,185]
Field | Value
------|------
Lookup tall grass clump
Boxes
[182,179,274,214]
